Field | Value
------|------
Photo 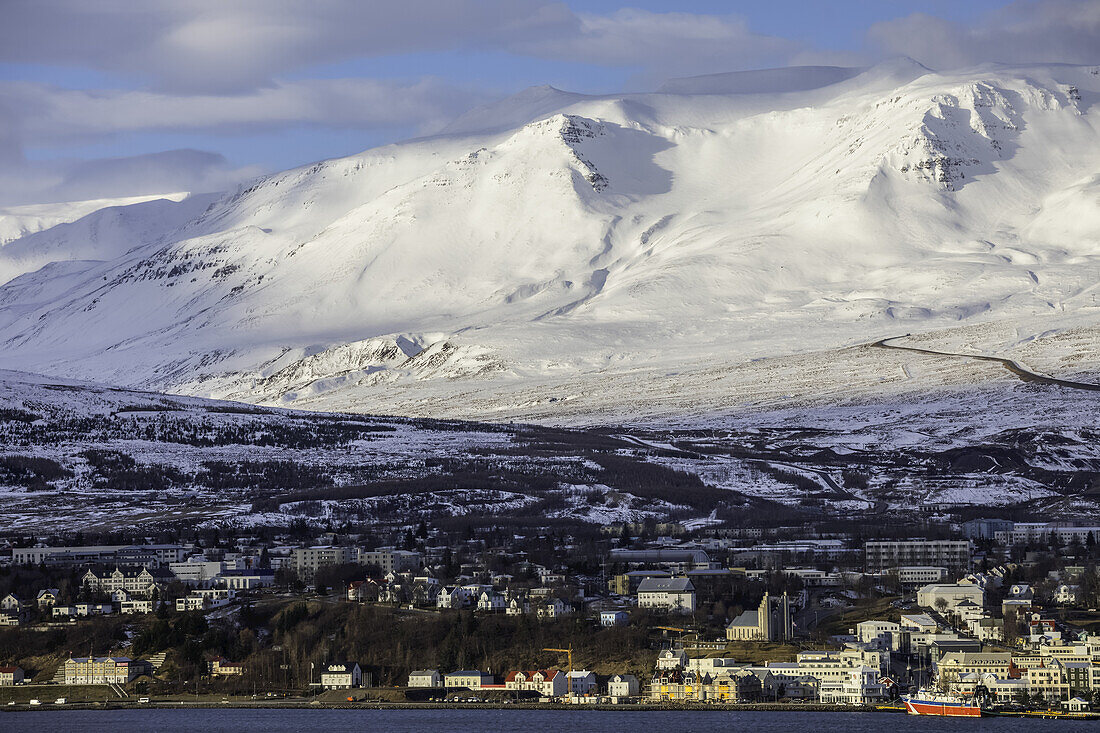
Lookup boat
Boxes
[902,689,983,717]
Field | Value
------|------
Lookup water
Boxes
[2,709,1094,733]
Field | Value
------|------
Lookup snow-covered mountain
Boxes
[0,60,1098,422]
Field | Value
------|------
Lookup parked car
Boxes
[29,699,40,705]
[54,698,66,704]
[138,697,150,704]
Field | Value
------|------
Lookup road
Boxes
[871,336,1100,392]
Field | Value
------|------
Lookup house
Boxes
[407,669,442,688]
[600,610,629,627]
[607,673,639,698]
[347,579,379,603]
[75,603,112,617]
[506,596,530,616]
[726,593,793,641]
[504,669,567,697]
[0,612,19,626]
[36,588,60,609]
[535,597,573,620]
[477,591,507,613]
[208,657,244,676]
[0,666,23,685]
[567,669,597,695]
[64,656,139,684]
[0,594,23,612]
[1063,697,1090,712]
[637,577,695,614]
[437,586,474,609]
[445,670,493,689]
[120,599,154,615]
[320,662,362,689]
[656,647,688,670]
[1054,584,1080,605]
[52,605,77,618]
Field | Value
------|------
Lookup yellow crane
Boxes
[543,646,574,698]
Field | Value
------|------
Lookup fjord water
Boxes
[4,709,1096,732]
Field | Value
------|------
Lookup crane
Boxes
[543,646,574,698]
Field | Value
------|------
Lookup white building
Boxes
[445,670,493,689]
[320,662,362,689]
[504,669,566,697]
[607,673,640,698]
[407,669,442,688]
[637,577,695,614]
[566,670,597,695]
[916,583,984,612]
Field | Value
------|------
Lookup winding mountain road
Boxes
[871,336,1100,392]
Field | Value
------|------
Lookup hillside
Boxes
[0,61,1097,423]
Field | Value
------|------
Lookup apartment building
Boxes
[864,540,970,573]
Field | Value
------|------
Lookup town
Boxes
[0,517,1099,716]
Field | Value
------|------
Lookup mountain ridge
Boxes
[0,61,1097,422]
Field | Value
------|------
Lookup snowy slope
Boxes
[0,61,1098,421]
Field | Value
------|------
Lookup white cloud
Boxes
[0,149,261,207]
[868,0,1100,70]
[1,78,496,146]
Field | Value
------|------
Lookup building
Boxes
[0,612,18,627]
[607,549,714,572]
[12,544,189,567]
[855,620,901,650]
[607,674,639,698]
[504,669,566,697]
[1000,523,1100,546]
[292,546,357,577]
[600,610,629,627]
[864,540,970,574]
[936,652,1012,682]
[1054,584,1081,605]
[916,583,984,612]
[35,588,60,609]
[816,666,886,705]
[900,613,938,633]
[208,657,244,676]
[64,656,139,684]
[896,567,949,586]
[320,662,362,689]
[0,666,23,685]
[119,599,154,615]
[408,670,442,688]
[726,593,793,642]
[81,567,171,598]
[446,670,494,689]
[0,594,23,612]
[169,557,236,586]
[216,568,275,590]
[358,549,421,574]
[962,518,1015,540]
[636,577,696,614]
[567,670,597,695]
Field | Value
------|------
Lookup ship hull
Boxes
[903,697,983,717]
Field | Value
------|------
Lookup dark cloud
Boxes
[0,0,579,94]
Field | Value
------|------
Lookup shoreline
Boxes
[2,700,891,713]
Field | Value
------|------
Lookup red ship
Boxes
[902,690,983,717]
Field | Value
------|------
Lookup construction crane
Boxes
[543,646,574,698]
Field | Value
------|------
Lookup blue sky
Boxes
[0,0,1096,205]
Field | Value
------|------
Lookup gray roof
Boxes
[727,610,760,628]
[637,577,695,593]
